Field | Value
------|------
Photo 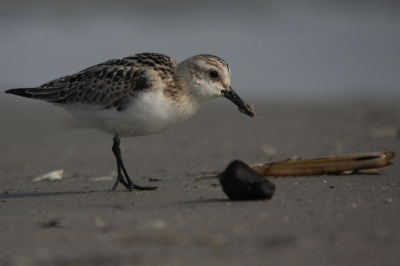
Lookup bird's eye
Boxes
[209,70,219,79]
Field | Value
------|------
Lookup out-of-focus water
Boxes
[1,0,399,105]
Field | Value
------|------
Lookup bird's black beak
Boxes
[222,87,255,117]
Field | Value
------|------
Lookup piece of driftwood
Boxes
[196,151,395,180]
[250,151,395,176]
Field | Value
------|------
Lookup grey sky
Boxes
[1,0,399,104]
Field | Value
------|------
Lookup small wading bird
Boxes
[6,53,254,191]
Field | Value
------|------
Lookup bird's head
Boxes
[177,54,254,117]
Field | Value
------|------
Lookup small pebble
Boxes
[149,178,162,182]
[350,203,358,208]
[94,217,107,228]
[40,219,67,228]
[384,198,393,204]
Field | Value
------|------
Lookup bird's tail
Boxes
[5,87,67,104]
[5,88,35,99]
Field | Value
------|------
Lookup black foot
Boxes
[111,173,157,191]
[132,184,157,191]
[112,183,157,192]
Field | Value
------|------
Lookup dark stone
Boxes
[219,160,275,200]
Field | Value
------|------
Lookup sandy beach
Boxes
[0,97,399,266]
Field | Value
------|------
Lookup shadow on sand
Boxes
[0,189,123,199]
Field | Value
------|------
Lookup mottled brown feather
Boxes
[26,53,179,108]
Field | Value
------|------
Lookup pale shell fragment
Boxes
[91,171,116,182]
[91,176,114,182]
[32,169,63,182]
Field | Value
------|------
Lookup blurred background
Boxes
[0,0,399,105]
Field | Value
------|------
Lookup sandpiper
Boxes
[5,53,255,191]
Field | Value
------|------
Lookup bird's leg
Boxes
[112,135,130,191]
[111,135,157,191]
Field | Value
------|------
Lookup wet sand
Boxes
[1,97,399,266]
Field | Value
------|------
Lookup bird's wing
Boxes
[7,53,179,110]
[25,59,150,107]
